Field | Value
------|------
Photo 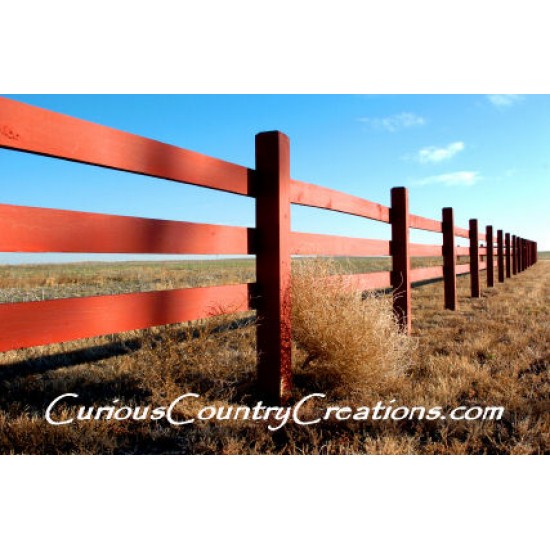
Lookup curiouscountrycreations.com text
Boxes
[45,393,505,431]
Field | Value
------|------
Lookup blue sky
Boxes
[1,94,548,263]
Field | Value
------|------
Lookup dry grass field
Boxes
[0,256,548,454]
[0,256,457,303]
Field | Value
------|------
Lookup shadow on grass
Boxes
[0,339,142,382]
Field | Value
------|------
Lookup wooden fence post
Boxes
[469,219,480,298]
[512,235,517,275]
[391,187,411,335]
[254,131,292,404]
[505,232,511,278]
[514,235,521,273]
[442,207,456,310]
[486,225,494,287]
[497,230,504,282]
[520,238,524,271]
[518,237,523,272]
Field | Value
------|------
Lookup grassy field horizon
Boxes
[0,255,477,304]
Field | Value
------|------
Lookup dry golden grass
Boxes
[0,260,256,303]
[291,259,413,397]
[0,259,548,454]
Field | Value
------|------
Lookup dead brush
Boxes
[133,309,257,405]
[291,258,414,396]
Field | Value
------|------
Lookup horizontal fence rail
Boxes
[336,271,392,291]
[291,233,390,256]
[0,97,539,403]
[0,203,255,255]
[411,266,444,283]
[409,214,442,233]
[290,179,391,222]
[0,97,254,196]
[0,284,253,352]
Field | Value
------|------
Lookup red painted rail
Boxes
[291,233,390,256]
[337,271,392,291]
[0,97,253,196]
[409,214,442,233]
[411,266,444,283]
[0,203,254,255]
[0,284,252,353]
[409,244,443,257]
[454,227,470,239]
[0,97,538,403]
[291,179,390,222]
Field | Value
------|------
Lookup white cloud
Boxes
[359,112,426,132]
[413,171,480,187]
[416,141,464,164]
[487,95,524,108]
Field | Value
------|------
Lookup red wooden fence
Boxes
[0,98,539,403]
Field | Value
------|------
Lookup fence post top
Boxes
[255,130,289,141]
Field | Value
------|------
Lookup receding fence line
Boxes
[0,98,539,403]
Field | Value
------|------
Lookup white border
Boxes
[2,1,549,92]
[0,456,547,547]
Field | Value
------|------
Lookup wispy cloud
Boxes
[415,141,464,164]
[413,171,480,187]
[359,112,426,132]
[487,94,524,108]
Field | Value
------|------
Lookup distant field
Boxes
[0,259,255,303]
[0,255,467,303]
